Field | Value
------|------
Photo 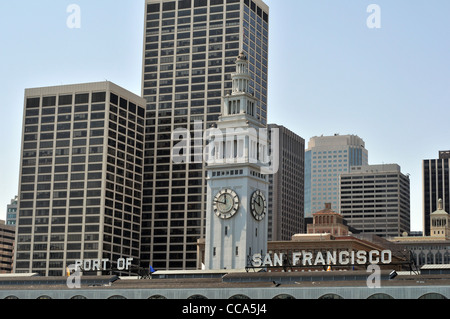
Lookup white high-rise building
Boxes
[304,134,368,217]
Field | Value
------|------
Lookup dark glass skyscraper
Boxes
[267,124,305,241]
[141,0,269,270]
[423,151,450,236]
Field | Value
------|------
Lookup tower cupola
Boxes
[223,52,257,118]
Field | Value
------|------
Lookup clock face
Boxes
[250,190,267,221]
[213,189,240,219]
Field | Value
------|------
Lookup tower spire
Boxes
[231,51,251,95]
[223,52,257,118]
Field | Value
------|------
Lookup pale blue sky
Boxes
[2,1,450,231]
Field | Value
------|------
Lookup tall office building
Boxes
[340,164,410,237]
[14,82,146,276]
[267,124,305,241]
[141,0,269,270]
[0,220,15,273]
[423,151,450,236]
[6,196,18,226]
[304,134,368,218]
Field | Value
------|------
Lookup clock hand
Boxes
[214,198,226,204]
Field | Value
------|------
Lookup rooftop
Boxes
[1,270,450,291]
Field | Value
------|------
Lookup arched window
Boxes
[435,252,443,264]
[108,295,126,299]
[273,294,295,300]
[367,293,394,299]
[419,293,447,299]
[188,295,208,299]
[229,294,250,299]
[411,252,418,265]
[148,295,167,299]
[419,252,426,266]
[70,295,87,299]
[319,293,343,300]
[37,295,52,299]
[4,296,19,299]
[444,252,450,264]
[427,252,434,264]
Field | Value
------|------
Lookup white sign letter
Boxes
[117,258,125,270]
[369,250,380,264]
[126,258,133,270]
[381,250,392,264]
[292,253,302,266]
[252,254,262,267]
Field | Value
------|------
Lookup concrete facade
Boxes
[15,81,146,276]
[0,221,15,273]
[340,164,410,237]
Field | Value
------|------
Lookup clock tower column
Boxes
[204,52,270,270]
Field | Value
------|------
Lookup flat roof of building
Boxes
[1,270,449,291]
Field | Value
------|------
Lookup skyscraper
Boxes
[304,134,368,218]
[340,164,410,237]
[267,124,305,241]
[141,0,269,270]
[14,82,146,276]
[423,151,450,236]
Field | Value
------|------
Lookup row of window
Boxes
[147,0,267,19]
[26,94,145,121]
[147,2,241,18]
[142,0,268,268]
[26,92,107,109]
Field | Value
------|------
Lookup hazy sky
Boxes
[1,1,450,232]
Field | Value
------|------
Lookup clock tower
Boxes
[204,52,270,270]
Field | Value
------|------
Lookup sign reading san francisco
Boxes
[251,250,392,267]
